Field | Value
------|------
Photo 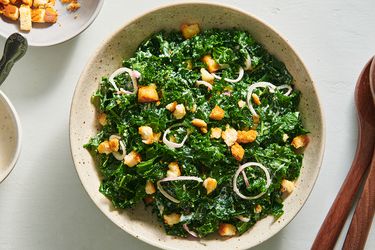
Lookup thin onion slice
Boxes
[241,170,250,188]
[246,82,293,117]
[244,53,252,71]
[246,82,276,116]
[183,224,198,238]
[162,124,190,149]
[236,215,250,222]
[157,176,203,203]
[196,80,213,90]
[233,162,271,200]
[109,67,138,94]
[212,67,244,83]
[276,84,292,96]
[109,135,126,161]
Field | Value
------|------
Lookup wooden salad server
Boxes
[311,58,375,250]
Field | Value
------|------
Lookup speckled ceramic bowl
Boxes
[70,2,325,249]
[0,91,21,183]
[0,0,104,47]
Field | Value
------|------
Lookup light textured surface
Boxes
[0,0,374,249]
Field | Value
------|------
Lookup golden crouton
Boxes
[252,93,261,105]
[231,142,245,161]
[138,126,160,144]
[108,138,119,152]
[254,204,262,214]
[138,84,159,103]
[165,101,177,112]
[145,180,156,195]
[0,0,10,4]
[97,141,111,155]
[237,130,257,144]
[210,127,222,139]
[97,113,107,126]
[200,68,214,83]
[173,104,186,119]
[281,179,295,193]
[291,135,309,149]
[202,55,219,73]
[167,162,181,177]
[163,213,181,226]
[218,223,237,237]
[31,8,45,23]
[33,0,48,7]
[221,125,238,146]
[19,4,31,31]
[124,151,142,167]
[209,105,225,120]
[67,1,80,12]
[44,7,57,23]
[203,177,217,194]
[180,23,200,39]
[1,4,19,21]
[191,118,207,128]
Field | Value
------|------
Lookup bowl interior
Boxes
[0,0,103,46]
[70,3,324,250]
[0,91,21,183]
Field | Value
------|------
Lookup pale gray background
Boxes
[0,0,374,249]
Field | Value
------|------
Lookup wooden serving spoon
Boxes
[342,57,375,250]
[311,58,375,250]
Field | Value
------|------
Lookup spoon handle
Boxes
[0,33,28,86]
[311,59,375,250]
[342,136,375,250]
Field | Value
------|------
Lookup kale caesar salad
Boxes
[84,23,309,238]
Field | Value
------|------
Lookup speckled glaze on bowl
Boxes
[0,0,104,47]
[70,2,325,249]
[0,91,21,183]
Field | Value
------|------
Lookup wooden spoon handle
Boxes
[343,149,375,250]
[311,59,375,250]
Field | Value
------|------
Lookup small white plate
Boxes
[0,91,21,183]
[0,0,104,47]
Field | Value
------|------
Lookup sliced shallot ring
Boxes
[109,67,138,94]
[276,84,293,96]
[244,53,252,71]
[241,170,250,188]
[183,224,198,238]
[236,215,250,222]
[233,162,271,200]
[163,124,190,149]
[246,82,276,116]
[196,80,213,90]
[157,176,203,203]
[212,67,244,83]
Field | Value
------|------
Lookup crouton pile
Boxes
[0,0,80,31]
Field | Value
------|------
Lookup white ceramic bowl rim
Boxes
[0,90,22,183]
[70,2,325,249]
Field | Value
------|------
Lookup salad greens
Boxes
[84,25,308,238]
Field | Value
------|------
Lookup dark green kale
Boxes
[84,27,308,238]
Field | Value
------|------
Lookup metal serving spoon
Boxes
[0,33,28,86]
[312,58,375,249]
